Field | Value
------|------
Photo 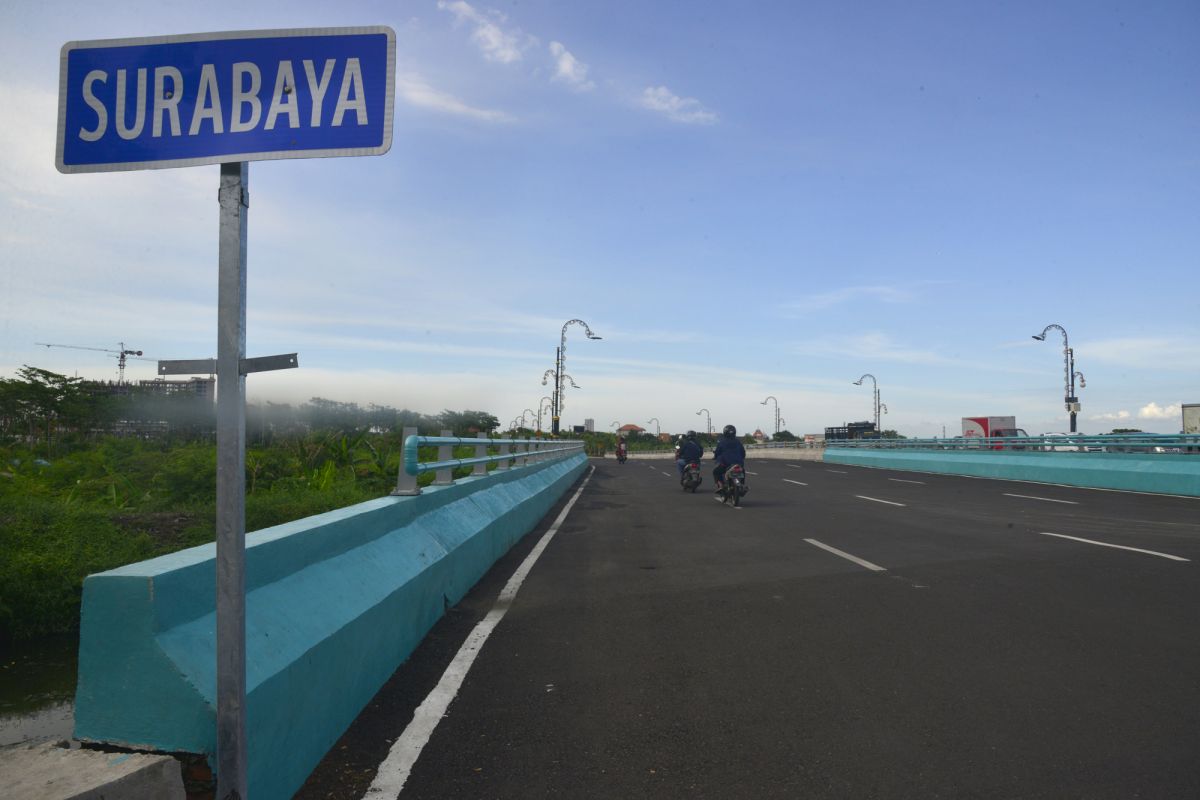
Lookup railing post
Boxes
[473,434,488,477]
[392,426,420,496]
[522,438,530,467]
[434,429,454,485]
[496,435,508,471]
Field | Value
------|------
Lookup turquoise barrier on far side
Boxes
[74,452,588,800]
[824,448,1200,497]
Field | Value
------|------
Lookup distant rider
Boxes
[616,436,627,460]
[712,424,746,492]
[676,430,704,479]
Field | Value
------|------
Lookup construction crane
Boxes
[34,341,147,384]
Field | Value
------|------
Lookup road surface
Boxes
[298,457,1200,799]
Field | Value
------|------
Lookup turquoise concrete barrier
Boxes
[74,452,588,800]
[824,448,1200,496]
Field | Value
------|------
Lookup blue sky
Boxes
[2,0,1197,436]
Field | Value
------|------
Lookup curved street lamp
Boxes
[1032,324,1083,433]
[696,408,712,435]
[852,374,881,431]
[760,395,781,435]
[611,421,621,433]
[537,396,553,432]
[550,319,602,435]
[647,417,660,436]
[522,409,537,430]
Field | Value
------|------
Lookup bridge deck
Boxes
[299,457,1200,799]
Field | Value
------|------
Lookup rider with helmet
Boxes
[676,430,704,479]
[712,424,746,491]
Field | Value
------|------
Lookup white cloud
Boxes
[548,42,594,91]
[396,73,514,123]
[1089,410,1132,422]
[788,285,916,312]
[437,0,531,64]
[790,332,956,366]
[637,86,718,125]
[1081,337,1200,371]
[1137,402,1181,420]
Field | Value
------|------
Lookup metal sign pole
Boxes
[216,161,249,800]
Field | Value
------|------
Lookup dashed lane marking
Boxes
[826,469,848,474]
[804,538,887,572]
[1038,532,1189,562]
[1004,493,1079,505]
[363,468,596,798]
[783,479,809,486]
[888,478,926,484]
[856,495,906,507]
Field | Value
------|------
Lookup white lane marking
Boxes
[888,478,925,485]
[786,464,806,469]
[1004,493,1079,505]
[783,479,808,486]
[1038,532,1190,562]
[804,538,887,572]
[856,495,906,507]
[660,471,672,477]
[747,471,759,475]
[363,468,595,798]
[826,469,848,474]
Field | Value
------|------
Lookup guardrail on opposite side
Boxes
[826,433,1200,453]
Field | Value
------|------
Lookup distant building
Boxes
[137,377,216,402]
[617,424,646,435]
[584,418,595,432]
[752,428,766,443]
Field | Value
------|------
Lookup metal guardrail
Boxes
[827,433,1200,453]
[393,426,585,496]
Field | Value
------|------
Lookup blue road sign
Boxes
[57,27,395,173]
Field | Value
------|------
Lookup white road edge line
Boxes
[856,495,906,507]
[804,538,887,572]
[1004,493,1079,505]
[888,478,925,485]
[1038,532,1190,562]
[363,467,596,799]
[826,469,848,474]
[783,479,808,486]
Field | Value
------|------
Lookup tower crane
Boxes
[34,341,148,384]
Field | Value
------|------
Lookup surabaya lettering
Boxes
[77,58,368,142]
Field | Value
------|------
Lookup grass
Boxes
[0,433,478,642]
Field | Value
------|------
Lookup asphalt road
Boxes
[299,457,1200,799]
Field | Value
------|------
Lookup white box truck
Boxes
[961,416,1027,438]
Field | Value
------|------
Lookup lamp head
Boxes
[1031,334,1045,341]
[587,333,602,340]
[853,379,862,386]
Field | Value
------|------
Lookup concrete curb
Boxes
[0,741,184,800]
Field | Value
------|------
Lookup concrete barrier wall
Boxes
[74,452,588,800]
[824,449,1200,497]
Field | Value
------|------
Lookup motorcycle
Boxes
[680,461,703,492]
[616,447,627,464]
[716,464,748,507]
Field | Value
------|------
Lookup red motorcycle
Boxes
[681,461,703,492]
[716,464,748,507]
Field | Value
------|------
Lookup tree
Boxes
[772,430,798,442]
[437,410,500,436]
[880,429,907,439]
[1111,428,1144,434]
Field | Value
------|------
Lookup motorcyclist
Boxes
[712,424,746,492]
[616,436,627,461]
[676,430,704,479]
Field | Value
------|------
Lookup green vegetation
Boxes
[0,366,511,642]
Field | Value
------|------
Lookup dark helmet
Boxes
[686,430,697,439]
[723,424,737,437]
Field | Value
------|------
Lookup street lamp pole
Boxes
[696,408,712,435]
[760,396,780,435]
[537,396,552,433]
[1032,324,1083,433]
[647,418,660,436]
[853,374,880,431]
[552,319,602,435]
